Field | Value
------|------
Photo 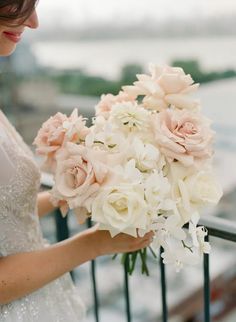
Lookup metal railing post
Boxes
[54,209,75,281]
[203,235,211,322]
[124,255,132,322]
[87,219,100,322]
[160,247,168,322]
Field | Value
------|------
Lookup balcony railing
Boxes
[41,176,236,322]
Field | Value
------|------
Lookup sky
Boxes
[37,0,236,28]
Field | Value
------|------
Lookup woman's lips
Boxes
[3,31,22,43]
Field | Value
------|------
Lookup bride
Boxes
[0,1,154,321]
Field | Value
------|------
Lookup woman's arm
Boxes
[0,226,153,304]
[37,191,57,217]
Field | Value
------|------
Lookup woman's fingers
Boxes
[93,228,155,255]
[128,231,154,252]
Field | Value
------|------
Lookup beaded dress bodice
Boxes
[0,110,85,322]
[0,110,44,256]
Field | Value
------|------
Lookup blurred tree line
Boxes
[1,59,236,98]
[172,60,236,84]
[48,63,143,96]
[48,59,236,97]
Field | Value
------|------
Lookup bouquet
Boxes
[34,64,222,274]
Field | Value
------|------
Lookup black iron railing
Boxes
[41,178,236,322]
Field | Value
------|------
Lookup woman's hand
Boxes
[0,223,153,304]
[89,225,154,256]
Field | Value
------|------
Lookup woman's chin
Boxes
[0,44,17,57]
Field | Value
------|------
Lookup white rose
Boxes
[92,183,148,237]
[129,138,160,172]
[184,171,222,206]
[168,163,222,223]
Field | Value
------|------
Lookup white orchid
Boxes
[161,243,200,272]
[189,212,211,255]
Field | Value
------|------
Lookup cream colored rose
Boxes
[181,171,223,207]
[169,163,222,223]
[92,184,148,237]
[152,109,214,167]
[52,142,108,211]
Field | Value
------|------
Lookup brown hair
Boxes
[0,0,38,25]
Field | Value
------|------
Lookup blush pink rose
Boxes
[33,109,89,171]
[33,112,67,155]
[52,142,108,212]
[152,109,214,166]
[63,108,89,143]
[95,91,136,118]
[123,64,199,111]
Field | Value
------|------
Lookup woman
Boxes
[0,1,154,321]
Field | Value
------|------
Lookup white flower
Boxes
[144,170,174,216]
[176,170,222,223]
[184,171,223,206]
[110,101,151,133]
[151,215,186,252]
[161,244,199,272]
[188,212,211,255]
[129,138,160,172]
[189,217,211,255]
[110,159,143,185]
[168,162,222,223]
[86,123,128,153]
[92,183,148,237]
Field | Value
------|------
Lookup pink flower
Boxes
[33,112,67,155]
[95,91,136,118]
[52,142,108,211]
[152,109,214,166]
[122,64,199,111]
[33,109,89,171]
[63,109,89,143]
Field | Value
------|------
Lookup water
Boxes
[197,79,236,193]
[32,36,236,79]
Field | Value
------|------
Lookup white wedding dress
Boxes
[0,110,86,321]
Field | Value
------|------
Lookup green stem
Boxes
[130,251,138,275]
[182,240,193,253]
[148,246,157,259]
[139,248,149,276]
[94,140,104,145]
[112,253,118,260]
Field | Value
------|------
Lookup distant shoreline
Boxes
[32,36,236,79]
